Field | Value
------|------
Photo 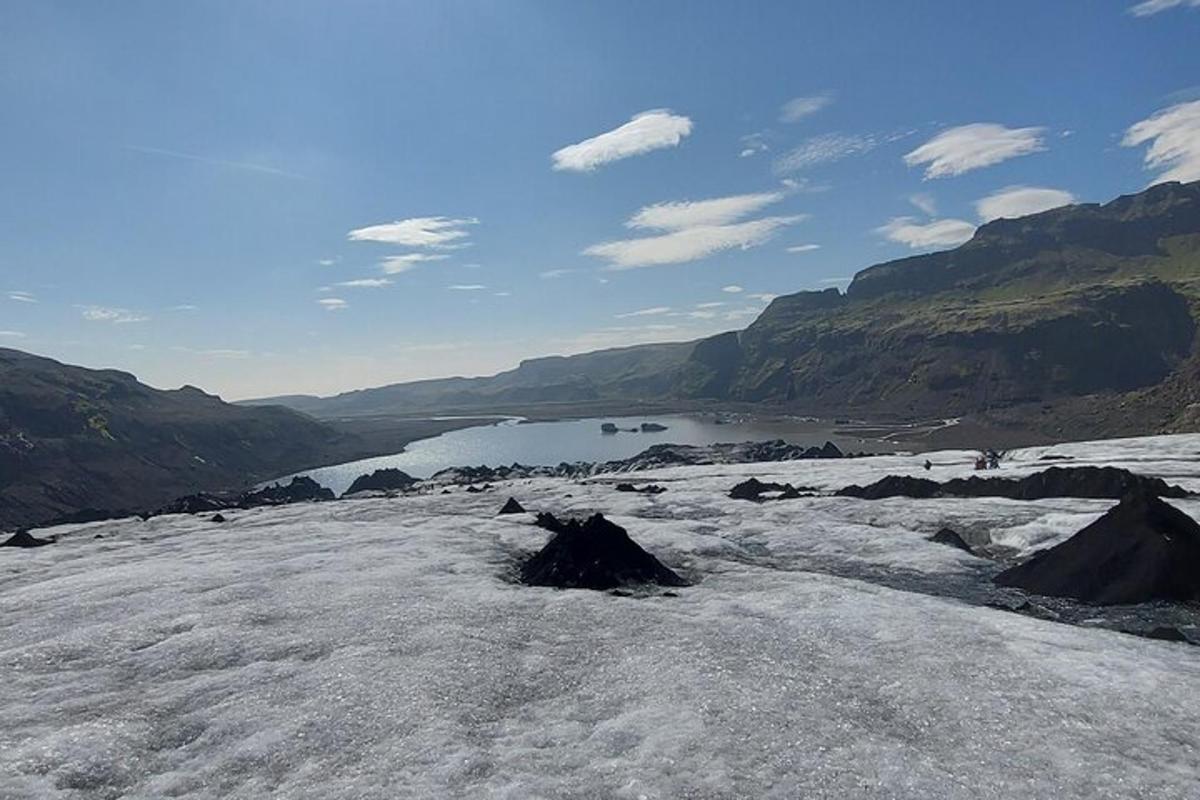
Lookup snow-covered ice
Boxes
[3,434,1200,798]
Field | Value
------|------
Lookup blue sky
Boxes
[2,0,1199,399]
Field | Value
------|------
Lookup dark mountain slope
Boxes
[678,181,1200,423]
[0,349,372,529]
[245,341,695,418]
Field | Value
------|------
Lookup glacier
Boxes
[2,433,1200,798]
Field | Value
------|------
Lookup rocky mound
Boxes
[993,491,1200,604]
[1,529,53,548]
[839,466,1188,501]
[156,492,232,516]
[344,468,417,496]
[615,483,666,494]
[928,528,974,553]
[498,497,526,515]
[241,476,335,507]
[521,513,689,590]
[728,478,809,501]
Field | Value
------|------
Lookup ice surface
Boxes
[3,435,1200,798]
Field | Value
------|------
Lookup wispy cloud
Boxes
[976,186,1076,222]
[336,278,393,288]
[7,291,36,303]
[615,306,672,318]
[695,302,726,309]
[877,217,976,248]
[738,131,770,158]
[348,216,477,248]
[126,145,303,179]
[722,285,744,293]
[200,349,252,359]
[0,330,26,338]
[318,298,347,311]
[786,243,821,253]
[1122,100,1200,184]
[81,306,148,324]
[552,109,693,172]
[586,215,803,270]
[169,304,198,311]
[539,268,576,279]
[586,191,803,270]
[1128,0,1200,15]
[774,133,878,174]
[627,191,786,230]
[448,284,487,291]
[749,293,778,303]
[318,257,339,267]
[779,93,834,123]
[380,253,450,274]
[819,277,853,285]
[494,291,512,297]
[909,193,938,216]
[904,123,1045,179]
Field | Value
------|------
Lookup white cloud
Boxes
[126,145,303,179]
[539,268,575,279]
[0,330,26,338]
[336,278,393,288]
[786,243,821,253]
[819,277,852,285]
[904,123,1045,179]
[379,253,449,274]
[774,133,878,173]
[615,306,672,318]
[585,215,803,270]
[909,193,938,216]
[627,192,786,231]
[723,307,763,321]
[877,217,977,249]
[493,291,512,297]
[318,298,347,311]
[779,93,833,123]
[976,186,1077,222]
[722,285,744,293]
[749,293,778,303]
[1122,100,1200,184]
[347,216,477,248]
[552,110,693,172]
[1129,0,1200,15]
[7,291,36,303]
[448,284,487,291]
[318,258,339,267]
[738,132,770,158]
[695,302,726,309]
[170,304,198,311]
[81,306,148,324]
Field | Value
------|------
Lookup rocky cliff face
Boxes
[679,181,1200,420]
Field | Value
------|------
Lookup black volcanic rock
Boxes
[838,466,1188,501]
[640,422,669,432]
[615,483,667,494]
[838,475,941,500]
[728,478,811,501]
[522,513,688,590]
[156,492,233,516]
[498,497,526,515]
[344,468,416,496]
[929,527,974,553]
[241,476,334,507]
[210,513,227,523]
[2,529,53,548]
[993,492,1200,605]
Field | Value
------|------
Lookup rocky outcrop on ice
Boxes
[928,527,975,553]
[1,529,54,548]
[728,478,811,501]
[994,491,1200,605]
[615,483,667,494]
[343,468,417,496]
[498,497,526,515]
[520,512,689,590]
[430,439,848,485]
[838,466,1189,501]
[155,476,336,517]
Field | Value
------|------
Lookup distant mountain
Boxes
[0,349,370,529]
[244,341,696,417]
[679,180,1200,432]
[250,181,1200,440]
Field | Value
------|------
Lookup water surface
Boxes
[297,414,895,495]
